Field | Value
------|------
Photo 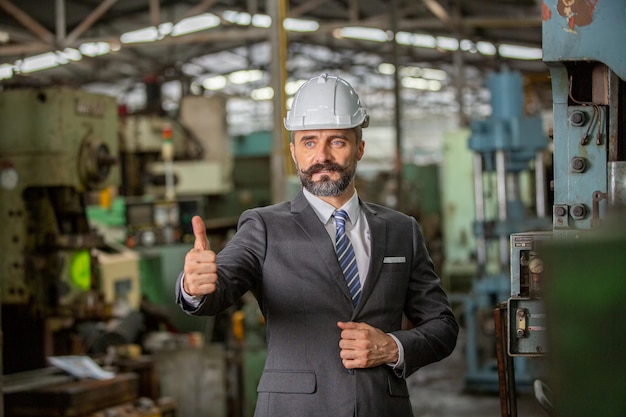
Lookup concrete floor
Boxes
[407,330,550,417]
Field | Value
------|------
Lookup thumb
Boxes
[337,321,358,330]
[192,215,211,251]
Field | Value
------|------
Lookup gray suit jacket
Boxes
[176,191,458,417]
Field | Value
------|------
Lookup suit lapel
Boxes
[356,202,386,313]
[290,192,354,305]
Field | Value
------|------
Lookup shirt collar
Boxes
[302,187,360,225]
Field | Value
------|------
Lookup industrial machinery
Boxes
[496,2,626,416]
[118,102,232,248]
[112,102,272,417]
[463,68,551,392]
[0,87,186,417]
[0,87,120,371]
[0,87,133,414]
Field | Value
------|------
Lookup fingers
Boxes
[183,272,218,295]
[337,321,367,368]
[192,215,211,251]
[337,322,368,345]
[183,250,218,296]
[184,250,217,274]
[337,322,398,368]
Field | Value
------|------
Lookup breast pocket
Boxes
[382,256,408,272]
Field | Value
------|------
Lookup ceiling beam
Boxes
[348,0,359,23]
[64,0,118,46]
[0,0,53,43]
[150,0,160,27]
[181,0,220,20]
[116,16,539,48]
[56,0,65,43]
[289,0,330,18]
[0,41,49,56]
[421,0,450,25]
[460,16,540,29]
[0,11,541,58]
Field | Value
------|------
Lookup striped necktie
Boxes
[334,209,361,307]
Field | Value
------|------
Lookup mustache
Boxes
[300,162,345,176]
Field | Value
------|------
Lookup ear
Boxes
[289,141,296,164]
[356,140,365,161]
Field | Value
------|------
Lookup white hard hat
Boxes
[284,73,369,131]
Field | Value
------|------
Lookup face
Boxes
[290,129,364,198]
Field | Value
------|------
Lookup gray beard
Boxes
[301,173,351,196]
[296,162,355,197]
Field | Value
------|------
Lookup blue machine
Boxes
[463,68,550,392]
[542,0,624,235]
[496,2,626,416]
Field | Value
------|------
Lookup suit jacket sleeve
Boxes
[390,217,459,378]
[175,208,265,316]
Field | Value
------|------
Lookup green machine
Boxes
[0,87,119,375]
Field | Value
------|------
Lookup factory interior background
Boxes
[1,0,625,416]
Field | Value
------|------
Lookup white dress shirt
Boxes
[301,188,370,289]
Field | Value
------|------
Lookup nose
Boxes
[314,143,331,163]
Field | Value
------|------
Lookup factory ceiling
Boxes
[0,0,550,120]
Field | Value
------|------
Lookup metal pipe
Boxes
[182,0,220,19]
[56,0,65,44]
[451,1,467,127]
[64,0,118,46]
[473,154,485,221]
[465,297,479,374]
[0,0,54,43]
[535,151,547,218]
[496,150,508,221]
[392,0,403,210]
[150,0,160,27]
[495,150,509,269]
[473,153,486,269]
[494,304,518,417]
[269,0,289,203]
[452,43,467,127]
[507,172,521,203]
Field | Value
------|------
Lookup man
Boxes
[176,73,458,417]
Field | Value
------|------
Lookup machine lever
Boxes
[591,191,607,228]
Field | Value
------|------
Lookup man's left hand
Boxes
[337,321,399,369]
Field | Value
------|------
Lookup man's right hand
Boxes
[182,215,218,296]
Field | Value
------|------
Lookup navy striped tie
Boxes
[334,209,361,307]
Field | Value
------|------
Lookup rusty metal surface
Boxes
[3,367,74,394]
[5,373,138,417]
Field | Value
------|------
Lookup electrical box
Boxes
[96,248,142,310]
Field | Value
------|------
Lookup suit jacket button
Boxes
[347,369,355,375]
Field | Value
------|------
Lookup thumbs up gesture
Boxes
[183,215,218,296]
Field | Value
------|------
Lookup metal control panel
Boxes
[508,299,548,357]
[508,232,551,356]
